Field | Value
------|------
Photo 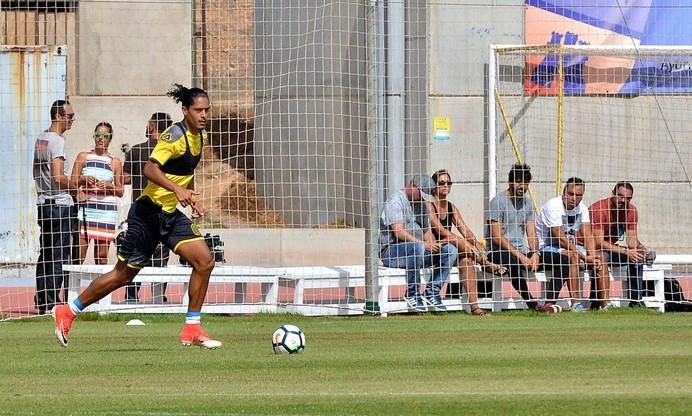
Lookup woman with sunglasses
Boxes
[427,169,506,315]
[70,122,124,265]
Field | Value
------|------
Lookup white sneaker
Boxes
[571,303,587,313]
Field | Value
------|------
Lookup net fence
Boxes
[1,1,690,318]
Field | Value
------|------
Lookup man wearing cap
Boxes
[379,175,458,312]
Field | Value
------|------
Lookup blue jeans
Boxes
[381,242,458,298]
[604,251,643,301]
[35,204,74,312]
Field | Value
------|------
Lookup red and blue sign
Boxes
[525,1,692,94]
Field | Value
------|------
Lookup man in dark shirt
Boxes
[123,112,172,303]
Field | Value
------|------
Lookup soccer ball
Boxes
[272,324,306,354]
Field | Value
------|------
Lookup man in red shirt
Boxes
[589,182,653,307]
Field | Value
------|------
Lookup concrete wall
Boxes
[77,0,191,95]
[253,1,368,227]
[429,1,524,238]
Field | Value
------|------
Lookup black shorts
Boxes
[117,198,203,268]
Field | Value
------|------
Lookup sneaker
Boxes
[179,324,222,349]
[51,305,75,347]
[423,295,448,312]
[536,303,562,313]
[404,296,427,313]
[535,304,554,313]
[571,302,587,313]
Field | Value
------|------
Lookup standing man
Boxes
[379,175,458,312]
[486,164,544,311]
[123,112,173,304]
[52,84,221,348]
[589,182,653,307]
[535,177,608,311]
[33,100,76,314]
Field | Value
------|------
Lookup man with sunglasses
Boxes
[588,182,653,307]
[33,100,77,314]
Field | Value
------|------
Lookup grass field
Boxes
[1,309,691,415]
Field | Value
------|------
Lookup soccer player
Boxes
[52,84,221,348]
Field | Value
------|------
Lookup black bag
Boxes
[645,277,692,312]
[179,233,225,266]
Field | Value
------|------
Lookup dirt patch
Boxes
[197,145,283,228]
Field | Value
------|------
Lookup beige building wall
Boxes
[77,0,191,96]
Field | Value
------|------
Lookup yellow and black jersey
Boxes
[139,122,206,213]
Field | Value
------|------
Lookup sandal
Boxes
[484,263,508,277]
[470,306,487,316]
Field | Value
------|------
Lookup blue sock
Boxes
[68,298,85,316]
[185,312,201,325]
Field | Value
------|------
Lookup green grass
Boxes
[1,310,691,415]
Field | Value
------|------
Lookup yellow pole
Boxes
[556,45,564,196]
[494,88,539,214]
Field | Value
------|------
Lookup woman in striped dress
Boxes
[70,122,124,264]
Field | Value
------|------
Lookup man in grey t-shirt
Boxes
[486,164,542,311]
[380,175,458,312]
[33,100,76,314]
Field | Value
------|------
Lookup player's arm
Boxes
[188,176,205,217]
[142,161,198,208]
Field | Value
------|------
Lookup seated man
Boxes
[589,181,654,307]
[486,164,544,311]
[379,175,458,312]
[535,177,608,311]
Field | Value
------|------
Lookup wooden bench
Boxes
[63,265,280,314]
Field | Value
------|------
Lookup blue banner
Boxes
[525,1,692,94]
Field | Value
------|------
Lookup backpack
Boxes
[645,278,692,312]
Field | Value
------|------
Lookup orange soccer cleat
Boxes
[179,324,222,349]
[51,305,75,347]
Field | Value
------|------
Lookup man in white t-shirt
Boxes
[535,177,608,311]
